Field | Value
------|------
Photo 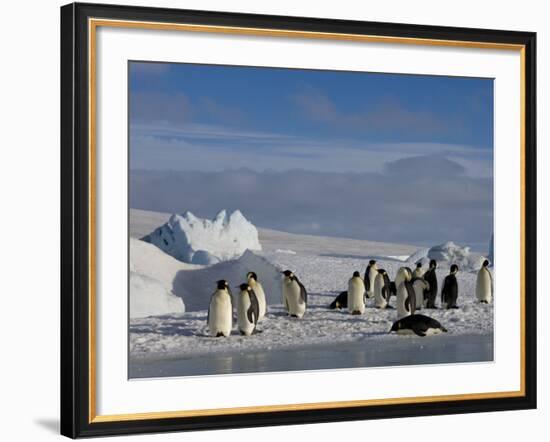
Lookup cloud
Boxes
[130,156,493,249]
[291,88,462,137]
[384,155,466,177]
[130,124,492,178]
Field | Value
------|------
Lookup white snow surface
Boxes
[143,209,261,264]
[130,271,185,318]
[130,239,189,318]
[129,209,493,361]
[130,246,493,359]
[130,237,281,313]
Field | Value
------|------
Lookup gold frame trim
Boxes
[88,18,527,424]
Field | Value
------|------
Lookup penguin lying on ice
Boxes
[389,314,448,337]
[329,291,348,309]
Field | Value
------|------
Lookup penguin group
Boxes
[207,269,308,337]
[207,258,493,339]
[327,258,494,337]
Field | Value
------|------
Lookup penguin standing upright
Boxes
[364,260,378,298]
[373,269,393,309]
[442,264,460,309]
[281,270,307,318]
[476,260,493,304]
[412,278,429,311]
[348,271,366,315]
[237,283,260,336]
[412,262,424,279]
[247,271,267,320]
[394,266,412,293]
[423,259,438,308]
[396,269,416,319]
[207,280,233,337]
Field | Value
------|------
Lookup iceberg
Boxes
[143,209,261,264]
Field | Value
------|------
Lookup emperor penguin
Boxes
[411,278,429,311]
[396,269,416,319]
[348,271,366,315]
[389,314,447,337]
[442,264,460,309]
[412,262,424,279]
[207,280,233,337]
[423,259,438,308]
[394,266,412,293]
[476,260,493,304]
[246,271,267,320]
[329,291,348,309]
[281,270,307,318]
[373,269,393,309]
[237,283,260,336]
[364,260,378,298]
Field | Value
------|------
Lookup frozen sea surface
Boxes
[130,333,493,378]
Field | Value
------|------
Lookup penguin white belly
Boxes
[412,269,423,279]
[283,280,306,318]
[237,295,255,336]
[366,267,377,298]
[394,269,408,294]
[396,327,442,336]
[373,274,387,308]
[250,280,267,319]
[208,294,232,337]
[413,285,423,311]
[396,283,411,319]
[348,278,366,314]
[476,269,493,303]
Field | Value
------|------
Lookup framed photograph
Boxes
[60,2,537,438]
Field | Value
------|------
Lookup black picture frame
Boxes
[60,2,537,438]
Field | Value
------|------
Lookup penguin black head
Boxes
[369,260,376,265]
[416,262,422,269]
[378,268,386,275]
[429,259,437,269]
[281,270,293,277]
[482,260,489,268]
[450,264,459,274]
[216,279,228,290]
[389,321,400,333]
[238,283,251,291]
[353,271,360,278]
[247,271,258,281]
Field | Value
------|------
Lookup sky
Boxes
[129,61,494,251]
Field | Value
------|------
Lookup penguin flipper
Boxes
[248,290,260,325]
[296,278,307,304]
[365,267,371,292]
